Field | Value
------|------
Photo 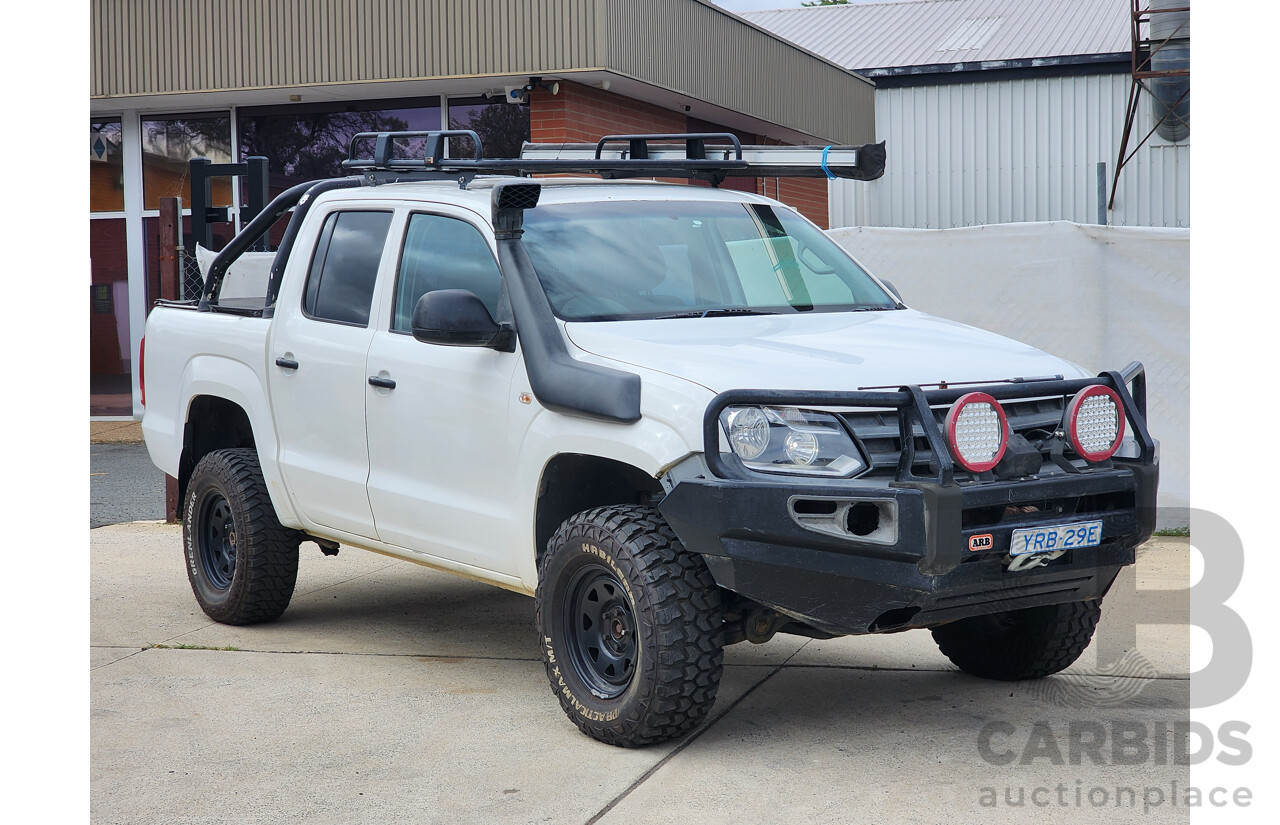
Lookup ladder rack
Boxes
[340,131,886,184]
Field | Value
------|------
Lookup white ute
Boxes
[143,132,1159,746]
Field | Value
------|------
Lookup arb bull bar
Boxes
[659,363,1158,635]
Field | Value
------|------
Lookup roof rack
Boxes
[197,130,886,314]
[340,130,886,185]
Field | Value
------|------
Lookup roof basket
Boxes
[340,130,886,185]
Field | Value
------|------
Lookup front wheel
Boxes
[931,600,1102,681]
[183,448,300,625]
[536,505,724,747]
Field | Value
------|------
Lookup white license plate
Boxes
[1010,520,1103,556]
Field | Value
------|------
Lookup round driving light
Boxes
[783,430,820,466]
[727,407,769,460]
[945,392,1008,473]
[1065,385,1125,462]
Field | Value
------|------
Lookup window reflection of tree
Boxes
[142,117,232,164]
[141,116,234,209]
[239,110,415,181]
[449,102,530,159]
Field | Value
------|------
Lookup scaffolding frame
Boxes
[1108,1,1190,210]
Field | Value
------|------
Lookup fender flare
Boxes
[178,354,300,527]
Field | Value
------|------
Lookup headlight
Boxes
[721,406,866,477]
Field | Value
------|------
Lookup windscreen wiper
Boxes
[656,308,781,319]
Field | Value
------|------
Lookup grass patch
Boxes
[146,643,241,651]
[1153,526,1190,537]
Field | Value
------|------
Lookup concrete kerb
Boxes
[91,419,144,444]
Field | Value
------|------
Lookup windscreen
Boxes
[520,200,898,321]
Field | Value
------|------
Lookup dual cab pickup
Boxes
[143,133,1157,746]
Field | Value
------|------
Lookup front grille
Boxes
[842,396,1066,477]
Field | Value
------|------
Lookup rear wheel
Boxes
[536,505,724,747]
[931,600,1102,681]
[183,448,300,625]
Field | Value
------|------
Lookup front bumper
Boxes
[659,363,1159,636]
[660,461,1156,635]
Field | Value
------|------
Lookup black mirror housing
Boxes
[412,290,515,351]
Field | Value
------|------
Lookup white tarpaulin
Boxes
[827,221,1189,527]
[194,244,275,300]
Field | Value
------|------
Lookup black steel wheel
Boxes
[931,600,1103,681]
[182,448,300,625]
[536,505,724,747]
[563,566,638,698]
[196,491,237,590]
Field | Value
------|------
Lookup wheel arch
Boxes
[175,354,297,525]
[534,454,665,570]
[178,394,256,508]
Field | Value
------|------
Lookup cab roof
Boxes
[314,176,778,216]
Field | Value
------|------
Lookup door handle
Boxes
[368,375,397,390]
[275,357,300,370]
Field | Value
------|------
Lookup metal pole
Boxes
[1109,79,1140,210]
[1096,162,1108,225]
[190,157,213,253]
[244,156,271,250]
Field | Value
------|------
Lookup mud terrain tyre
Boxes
[183,448,300,625]
[536,505,724,747]
[931,600,1103,681]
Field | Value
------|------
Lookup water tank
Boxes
[1149,0,1190,142]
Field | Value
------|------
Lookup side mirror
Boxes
[880,279,904,304]
[412,289,515,351]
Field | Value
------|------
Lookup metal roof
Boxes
[741,0,1130,73]
[90,0,875,145]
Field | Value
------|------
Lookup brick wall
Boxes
[762,177,828,229]
[529,80,828,228]
[530,80,687,144]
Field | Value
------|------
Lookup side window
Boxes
[392,213,502,333]
[302,210,393,326]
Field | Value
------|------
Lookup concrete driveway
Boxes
[91,522,1190,824]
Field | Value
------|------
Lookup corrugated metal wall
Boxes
[603,0,876,145]
[830,73,1190,229]
[91,0,873,144]
[91,0,602,97]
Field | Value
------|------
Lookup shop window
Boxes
[91,118,124,212]
[141,113,233,209]
[90,218,132,408]
[447,97,530,159]
[239,98,441,198]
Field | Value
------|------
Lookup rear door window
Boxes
[303,210,393,326]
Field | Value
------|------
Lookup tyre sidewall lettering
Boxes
[577,539,636,606]
[543,636,625,723]
[546,537,639,722]
[180,449,299,626]
[535,505,724,746]
[184,476,240,606]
